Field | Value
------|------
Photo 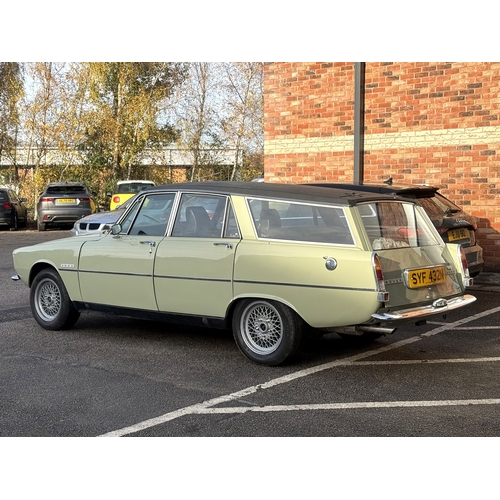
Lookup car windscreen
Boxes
[358,201,441,250]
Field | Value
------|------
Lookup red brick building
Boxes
[263,62,500,271]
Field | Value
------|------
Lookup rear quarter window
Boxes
[247,198,354,245]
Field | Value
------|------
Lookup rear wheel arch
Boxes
[227,294,301,321]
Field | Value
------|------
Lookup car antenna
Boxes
[383,177,393,186]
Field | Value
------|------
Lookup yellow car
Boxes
[12,182,476,366]
[107,180,155,210]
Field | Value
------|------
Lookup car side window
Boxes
[119,198,143,234]
[248,198,353,245]
[127,193,176,236]
[171,193,225,238]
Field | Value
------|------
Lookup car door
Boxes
[9,190,26,223]
[154,193,240,318]
[78,193,176,311]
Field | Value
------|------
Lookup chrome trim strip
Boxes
[154,275,231,283]
[78,269,151,278]
[234,279,375,292]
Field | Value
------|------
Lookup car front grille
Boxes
[78,222,102,231]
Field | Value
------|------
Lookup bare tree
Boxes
[170,62,226,181]
[219,62,264,180]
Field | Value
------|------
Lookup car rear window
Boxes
[0,192,7,201]
[359,201,441,250]
[117,183,154,194]
[248,198,354,245]
[46,185,87,194]
[417,194,461,217]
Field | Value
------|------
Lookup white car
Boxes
[70,195,138,236]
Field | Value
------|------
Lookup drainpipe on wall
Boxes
[353,62,366,185]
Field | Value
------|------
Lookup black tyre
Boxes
[232,299,304,366]
[30,268,80,330]
[9,214,18,231]
[37,219,46,231]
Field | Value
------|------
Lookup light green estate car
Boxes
[12,182,476,366]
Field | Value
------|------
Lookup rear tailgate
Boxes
[376,245,462,309]
[356,199,464,310]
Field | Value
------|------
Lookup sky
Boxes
[3,2,490,62]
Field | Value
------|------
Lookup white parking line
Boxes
[196,398,500,414]
[100,304,500,437]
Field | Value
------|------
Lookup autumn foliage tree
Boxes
[0,62,23,184]
[2,61,264,214]
[78,62,188,182]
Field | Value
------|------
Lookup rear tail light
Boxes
[40,197,55,202]
[457,245,472,287]
[437,227,448,235]
[3,202,12,209]
[79,197,91,202]
[397,227,422,238]
[372,253,389,302]
[113,196,121,204]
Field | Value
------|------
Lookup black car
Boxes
[307,179,484,277]
[0,187,28,230]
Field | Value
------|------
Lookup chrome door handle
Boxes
[140,240,156,254]
[213,242,233,249]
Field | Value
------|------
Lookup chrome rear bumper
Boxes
[372,294,477,322]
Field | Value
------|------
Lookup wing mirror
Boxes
[111,224,122,236]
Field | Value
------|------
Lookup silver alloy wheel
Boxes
[239,300,283,355]
[34,277,62,322]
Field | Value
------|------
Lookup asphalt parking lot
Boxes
[1,227,500,439]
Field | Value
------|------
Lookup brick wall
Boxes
[264,62,500,271]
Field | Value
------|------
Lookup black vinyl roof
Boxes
[148,181,412,206]
[306,182,439,199]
